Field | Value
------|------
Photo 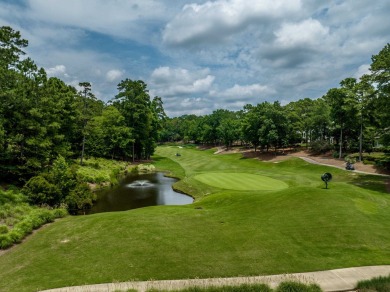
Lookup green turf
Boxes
[0,145,389,292]
[194,173,289,190]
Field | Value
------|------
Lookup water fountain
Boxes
[127,180,153,188]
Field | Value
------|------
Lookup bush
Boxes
[152,283,273,292]
[0,225,8,234]
[0,234,13,249]
[309,141,333,155]
[52,208,68,218]
[22,175,61,206]
[66,183,96,211]
[8,229,24,244]
[0,189,27,205]
[356,274,390,291]
[0,188,68,250]
[14,220,33,235]
[375,154,390,170]
[276,281,322,292]
[136,164,156,173]
[35,209,55,224]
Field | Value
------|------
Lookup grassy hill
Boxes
[0,145,389,292]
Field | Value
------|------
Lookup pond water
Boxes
[87,172,193,214]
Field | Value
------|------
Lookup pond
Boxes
[87,172,193,214]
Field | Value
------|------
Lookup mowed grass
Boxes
[0,146,390,292]
[194,173,289,191]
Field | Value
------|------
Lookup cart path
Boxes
[296,155,390,177]
[40,265,390,292]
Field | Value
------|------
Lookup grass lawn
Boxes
[0,145,389,292]
[194,173,289,191]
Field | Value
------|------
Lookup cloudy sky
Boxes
[1,0,389,117]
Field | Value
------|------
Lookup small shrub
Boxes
[35,209,55,224]
[14,220,33,235]
[136,164,156,173]
[0,234,13,249]
[356,274,390,292]
[375,154,390,170]
[22,175,61,206]
[149,284,273,292]
[28,214,44,229]
[52,208,68,218]
[0,225,8,234]
[8,229,24,244]
[0,209,6,219]
[276,281,322,292]
[344,155,356,164]
[310,141,333,155]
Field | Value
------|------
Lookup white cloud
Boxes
[46,65,67,77]
[24,0,169,43]
[274,18,329,49]
[163,0,301,46]
[106,70,124,82]
[211,84,275,102]
[150,66,215,96]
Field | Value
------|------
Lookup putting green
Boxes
[194,173,289,191]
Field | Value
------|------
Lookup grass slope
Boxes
[0,146,389,292]
[194,173,288,190]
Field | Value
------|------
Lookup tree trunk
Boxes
[339,127,343,159]
[80,133,86,165]
[132,142,135,163]
[359,116,363,162]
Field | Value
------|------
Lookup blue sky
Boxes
[1,0,389,117]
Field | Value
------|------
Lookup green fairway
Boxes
[194,173,289,190]
[0,145,389,292]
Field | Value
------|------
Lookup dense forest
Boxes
[1,25,389,210]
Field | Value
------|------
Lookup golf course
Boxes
[1,145,390,292]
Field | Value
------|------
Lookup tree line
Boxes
[161,44,390,165]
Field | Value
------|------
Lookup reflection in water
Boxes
[88,172,193,214]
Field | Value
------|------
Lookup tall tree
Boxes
[324,85,354,159]
[0,26,28,69]
[284,98,315,146]
[241,104,263,151]
[78,82,92,165]
[86,106,132,159]
[113,79,155,161]
[369,43,390,146]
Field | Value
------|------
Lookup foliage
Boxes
[22,155,94,211]
[356,274,390,292]
[136,164,156,173]
[65,182,96,211]
[76,157,128,184]
[309,140,333,155]
[86,106,132,159]
[0,188,67,249]
[375,154,390,170]
[275,281,322,292]
[150,283,273,292]
[22,175,61,206]
[112,79,166,161]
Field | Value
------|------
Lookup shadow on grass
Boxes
[350,174,389,193]
[239,151,289,161]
